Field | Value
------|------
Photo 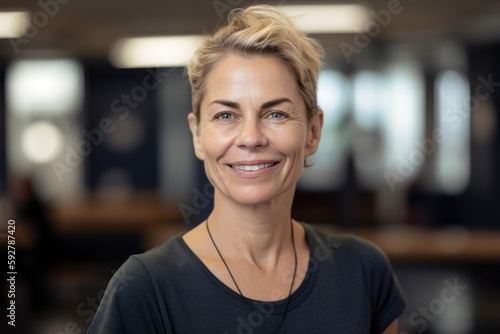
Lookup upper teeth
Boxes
[232,163,274,171]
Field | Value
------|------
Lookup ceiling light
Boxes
[0,11,30,38]
[276,4,370,33]
[7,59,84,116]
[110,35,203,68]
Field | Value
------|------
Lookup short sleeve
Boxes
[356,238,406,334]
[87,256,169,334]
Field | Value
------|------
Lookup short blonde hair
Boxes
[186,5,324,123]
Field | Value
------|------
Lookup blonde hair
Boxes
[186,5,324,122]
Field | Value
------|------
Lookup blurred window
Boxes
[6,59,84,200]
[352,71,387,188]
[434,71,470,194]
[298,70,351,190]
[381,62,425,189]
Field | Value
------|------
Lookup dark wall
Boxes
[84,64,160,190]
[468,42,500,229]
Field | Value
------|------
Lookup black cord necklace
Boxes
[206,218,297,334]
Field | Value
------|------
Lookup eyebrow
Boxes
[208,97,293,109]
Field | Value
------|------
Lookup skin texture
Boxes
[184,53,397,331]
[189,54,320,207]
[185,53,321,301]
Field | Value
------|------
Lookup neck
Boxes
[207,190,295,270]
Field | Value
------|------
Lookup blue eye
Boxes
[268,111,285,119]
[216,112,233,120]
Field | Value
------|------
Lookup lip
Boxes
[226,160,280,177]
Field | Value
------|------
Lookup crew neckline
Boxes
[176,222,320,314]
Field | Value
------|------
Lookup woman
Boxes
[88,5,405,334]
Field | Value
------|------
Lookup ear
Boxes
[188,112,205,160]
[305,108,323,157]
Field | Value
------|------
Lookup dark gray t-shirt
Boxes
[88,223,405,334]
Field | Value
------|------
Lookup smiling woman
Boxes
[189,54,317,206]
[88,5,405,334]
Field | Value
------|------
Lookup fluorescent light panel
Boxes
[0,11,30,38]
[110,35,203,68]
[7,59,84,116]
[276,4,370,33]
[110,5,369,68]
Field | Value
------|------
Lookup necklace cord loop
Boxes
[206,218,297,333]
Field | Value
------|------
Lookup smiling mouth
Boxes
[230,162,278,171]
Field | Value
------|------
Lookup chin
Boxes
[226,187,289,206]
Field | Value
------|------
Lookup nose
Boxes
[235,118,268,149]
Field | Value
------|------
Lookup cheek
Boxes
[201,128,233,160]
[271,124,308,156]
[276,124,307,153]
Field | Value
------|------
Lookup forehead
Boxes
[203,54,301,107]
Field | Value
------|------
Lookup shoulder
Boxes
[101,235,186,292]
[137,233,188,264]
[303,223,399,289]
[88,236,188,333]
[123,233,193,280]
[303,223,389,265]
[90,236,189,319]
[303,223,406,332]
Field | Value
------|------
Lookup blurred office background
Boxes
[0,0,499,333]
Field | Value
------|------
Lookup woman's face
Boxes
[188,54,322,206]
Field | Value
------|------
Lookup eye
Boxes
[215,112,233,120]
[267,111,286,119]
